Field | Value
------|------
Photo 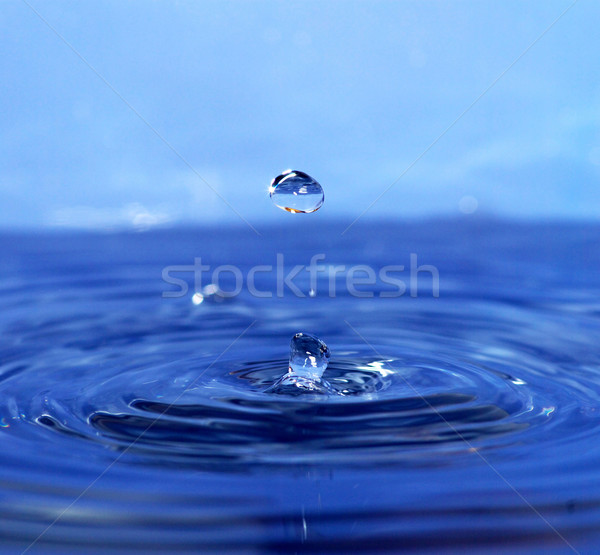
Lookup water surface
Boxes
[1,219,599,554]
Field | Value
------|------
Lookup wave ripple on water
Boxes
[1,221,600,553]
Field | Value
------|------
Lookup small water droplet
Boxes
[289,332,330,380]
[269,170,324,213]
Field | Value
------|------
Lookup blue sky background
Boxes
[1,0,598,229]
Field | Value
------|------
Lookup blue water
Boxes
[1,219,599,554]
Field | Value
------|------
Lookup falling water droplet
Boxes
[269,170,324,213]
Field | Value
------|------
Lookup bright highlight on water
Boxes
[269,170,324,213]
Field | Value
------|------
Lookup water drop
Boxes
[266,332,335,395]
[288,332,330,380]
[269,170,324,213]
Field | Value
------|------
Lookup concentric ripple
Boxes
[2,224,600,553]
[3,335,584,470]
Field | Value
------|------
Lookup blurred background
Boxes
[0,0,597,230]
